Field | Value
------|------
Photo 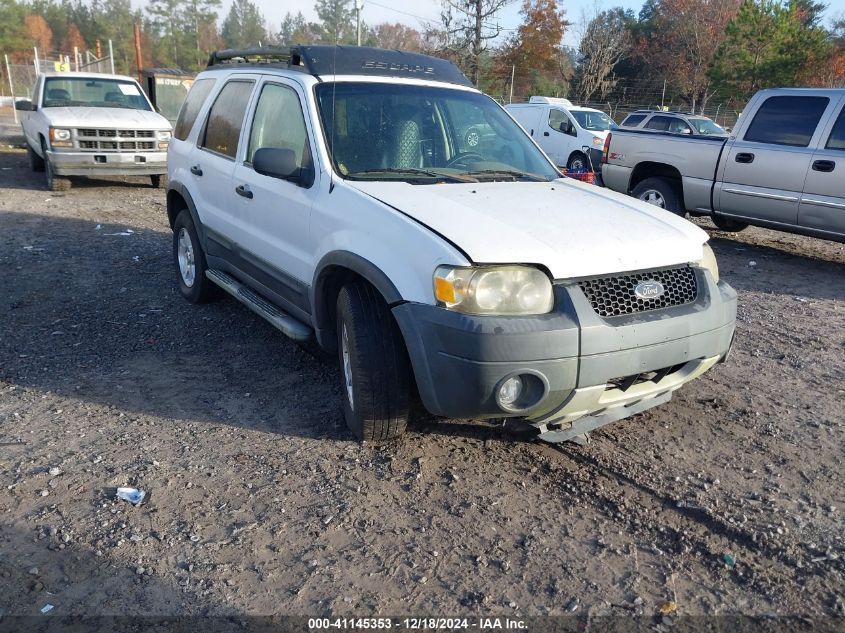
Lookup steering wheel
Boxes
[444,152,484,169]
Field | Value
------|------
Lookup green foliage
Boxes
[314,0,355,43]
[0,0,28,55]
[221,0,266,48]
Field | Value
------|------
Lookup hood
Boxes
[41,107,171,130]
[349,178,708,279]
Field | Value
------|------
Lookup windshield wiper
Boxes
[347,168,476,183]
[462,169,548,182]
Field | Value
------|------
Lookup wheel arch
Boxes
[166,181,206,246]
[311,251,403,354]
[629,162,683,193]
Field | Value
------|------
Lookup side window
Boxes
[247,83,312,169]
[645,116,673,131]
[173,78,216,141]
[622,114,646,126]
[744,96,829,147]
[548,109,570,134]
[825,107,845,151]
[201,79,255,159]
[668,119,692,134]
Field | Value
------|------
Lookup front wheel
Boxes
[336,282,410,443]
[567,152,588,171]
[150,175,165,189]
[631,177,684,216]
[42,140,71,192]
[711,214,748,232]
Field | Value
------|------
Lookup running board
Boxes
[206,269,312,342]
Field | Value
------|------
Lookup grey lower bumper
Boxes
[393,269,736,434]
[48,150,167,177]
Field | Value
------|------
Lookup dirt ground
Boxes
[0,146,843,626]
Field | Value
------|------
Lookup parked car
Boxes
[167,45,736,444]
[603,88,845,241]
[620,110,728,136]
[505,97,616,170]
[16,71,172,191]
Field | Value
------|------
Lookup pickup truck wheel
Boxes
[150,175,165,189]
[172,210,220,303]
[711,214,748,232]
[632,177,683,216]
[42,140,71,192]
[567,152,588,171]
[336,282,410,443]
[28,144,45,172]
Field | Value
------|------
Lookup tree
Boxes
[25,14,54,52]
[438,0,514,85]
[574,7,634,102]
[0,0,27,61]
[371,22,422,51]
[638,0,742,113]
[710,0,832,97]
[314,0,355,43]
[62,23,88,54]
[221,0,267,48]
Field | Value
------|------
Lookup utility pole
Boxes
[355,0,363,46]
[134,23,143,83]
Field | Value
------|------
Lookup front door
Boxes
[546,108,577,166]
[799,98,845,237]
[715,94,832,226]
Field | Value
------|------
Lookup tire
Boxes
[150,175,165,189]
[28,143,45,172]
[172,209,220,303]
[336,282,410,443]
[464,127,480,149]
[42,140,71,192]
[567,152,589,171]
[631,177,684,216]
[711,214,748,232]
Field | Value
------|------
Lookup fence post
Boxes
[74,47,79,71]
[5,54,17,123]
[109,40,115,74]
[33,47,40,76]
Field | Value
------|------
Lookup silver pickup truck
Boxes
[602,88,845,241]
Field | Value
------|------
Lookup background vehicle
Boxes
[16,71,172,191]
[620,110,727,136]
[505,96,616,170]
[603,88,845,241]
[167,46,735,446]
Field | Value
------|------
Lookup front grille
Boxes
[75,128,158,152]
[607,363,687,392]
[578,266,698,318]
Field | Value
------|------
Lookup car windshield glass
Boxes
[688,118,725,135]
[571,110,617,131]
[315,83,558,183]
[42,77,152,111]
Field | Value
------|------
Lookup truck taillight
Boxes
[601,133,612,164]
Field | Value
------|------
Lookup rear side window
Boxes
[174,78,215,141]
[825,107,845,151]
[645,116,673,131]
[622,114,646,126]
[744,96,829,147]
[201,80,255,158]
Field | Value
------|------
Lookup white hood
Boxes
[349,178,708,279]
[41,107,171,130]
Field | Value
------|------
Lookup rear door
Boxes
[715,94,833,225]
[798,97,845,237]
[506,105,543,138]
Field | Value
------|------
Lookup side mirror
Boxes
[15,99,35,112]
[253,147,314,187]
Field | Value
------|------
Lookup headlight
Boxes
[434,265,554,315]
[157,130,172,140]
[49,128,72,147]
[592,136,604,145]
[697,243,719,283]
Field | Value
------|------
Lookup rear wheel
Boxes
[711,214,748,232]
[336,282,410,443]
[42,140,71,192]
[632,177,684,216]
[172,209,220,303]
[28,144,45,172]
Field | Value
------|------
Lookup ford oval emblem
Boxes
[634,280,665,300]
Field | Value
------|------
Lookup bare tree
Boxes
[575,7,633,103]
[437,0,512,85]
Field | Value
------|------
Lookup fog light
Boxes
[498,376,524,407]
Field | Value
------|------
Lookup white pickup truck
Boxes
[16,72,173,191]
[602,88,845,241]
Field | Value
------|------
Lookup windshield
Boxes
[315,83,559,183]
[42,77,152,111]
[688,117,726,135]
[571,110,617,132]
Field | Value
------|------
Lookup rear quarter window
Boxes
[622,114,646,126]
[173,78,216,141]
[825,107,845,151]
[744,96,829,147]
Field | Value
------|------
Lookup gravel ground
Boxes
[0,147,843,624]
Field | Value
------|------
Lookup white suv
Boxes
[166,46,737,444]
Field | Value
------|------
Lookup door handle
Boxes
[735,152,755,164]
[543,131,550,136]
[235,184,253,199]
[812,159,835,173]
[190,165,203,176]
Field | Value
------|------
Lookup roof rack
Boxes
[205,45,473,87]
